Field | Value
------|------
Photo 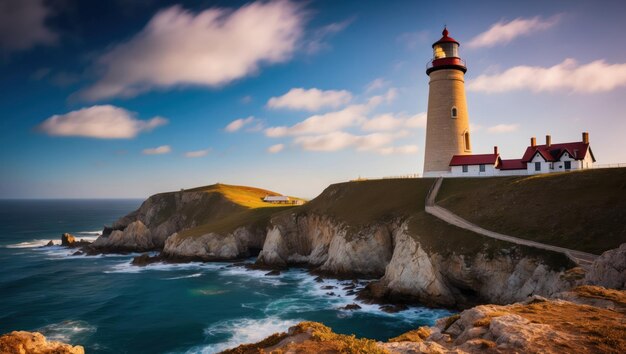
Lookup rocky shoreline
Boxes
[220,286,626,353]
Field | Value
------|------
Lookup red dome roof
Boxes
[432,27,459,48]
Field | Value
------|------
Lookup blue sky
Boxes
[1,0,626,199]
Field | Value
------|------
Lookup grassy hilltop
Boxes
[436,168,626,254]
[162,183,303,238]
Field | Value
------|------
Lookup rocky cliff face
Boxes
[257,213,394,276]
[90,188,251,254]
[0,331,84,354]
[258,212,577,308]
[585,243,626,289]
[162,225,265,261]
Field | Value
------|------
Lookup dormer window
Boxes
[451,106,458,119]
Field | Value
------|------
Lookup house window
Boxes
[463,131,471,151]
[564,161,571,170]
[479,164,485,172]
[451,107,458,118]
[462,165,468,173]
[535,162,541,171]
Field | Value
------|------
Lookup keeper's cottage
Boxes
[422,27,596,177]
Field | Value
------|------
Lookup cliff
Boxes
[221,286,626,354]
[88,169,625,307]
[0,331,84,354]
[257,178,585,308]
[90,183,300,259]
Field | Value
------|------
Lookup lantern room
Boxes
[426,27,467,75]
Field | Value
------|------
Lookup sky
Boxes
[1,0,626,199]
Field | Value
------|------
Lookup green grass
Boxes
[436,168,626,254]
[298,178,435,228]
[157,183,303,238]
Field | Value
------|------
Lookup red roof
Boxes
[432,27,460,48]
[499,159,526,170]
[521,142,594,163]
[449,154,498,166]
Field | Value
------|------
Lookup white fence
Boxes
[592,163,626,169]
[351,174,420,181]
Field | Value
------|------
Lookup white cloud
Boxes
[267,88,352,111]
[293,131,395,152]
[365,78,390,93]
[0,0,58,52]
[143,145,171,155]
[361,112,426,131]
[292,131,414,154]
[225,116,261,133]
[265,103,369,137]
[184,149,210,158]
[304,17,353,54]
[468,59,626,94]
[37,105,167,139]
[267,144,284,153]
[78,0,305,101]
[487,124,520,133]
[467,15,560,49]
[470,123,483,132]
[378,145,419,155]
[396,30,429,50]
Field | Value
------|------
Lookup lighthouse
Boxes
[423,27,472,177]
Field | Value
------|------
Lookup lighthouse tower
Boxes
[423,27,472,176]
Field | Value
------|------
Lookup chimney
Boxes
[546,135,551,147]
[530,137,536,147]
[494,146,499,155]
[582,132,589,144]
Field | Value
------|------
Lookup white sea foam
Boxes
[4,231,99,249]
[76,231,102,235]
[37,320,97,344]
[187,317,300,354]
[5,239,56,248]
[164,273,203,280]
[105,260,223,274]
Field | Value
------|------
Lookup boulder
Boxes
[61,233,76,246]
[339,303,361,310]
[46,240,54,247]
[585,243,626,290]
[0,331,84,354]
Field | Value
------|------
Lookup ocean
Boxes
[0,199,452,353]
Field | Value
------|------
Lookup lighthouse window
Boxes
[451,107,458,118]
[464,131,471,151]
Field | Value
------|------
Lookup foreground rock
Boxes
[223,286,626,354]
[219,322,386,354]
[0,331,84,354]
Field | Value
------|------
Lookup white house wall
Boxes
[527,154,552,174]
[450,164,498,177]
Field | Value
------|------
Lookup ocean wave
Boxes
[5,239,57,248]
[76,231,102,235]
[187,317,300,353]
[164,273,203,280]
[4,232,99,249]
[104,260,223,274]
[37,320,96,344]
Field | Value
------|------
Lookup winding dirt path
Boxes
[425,177,598,267]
